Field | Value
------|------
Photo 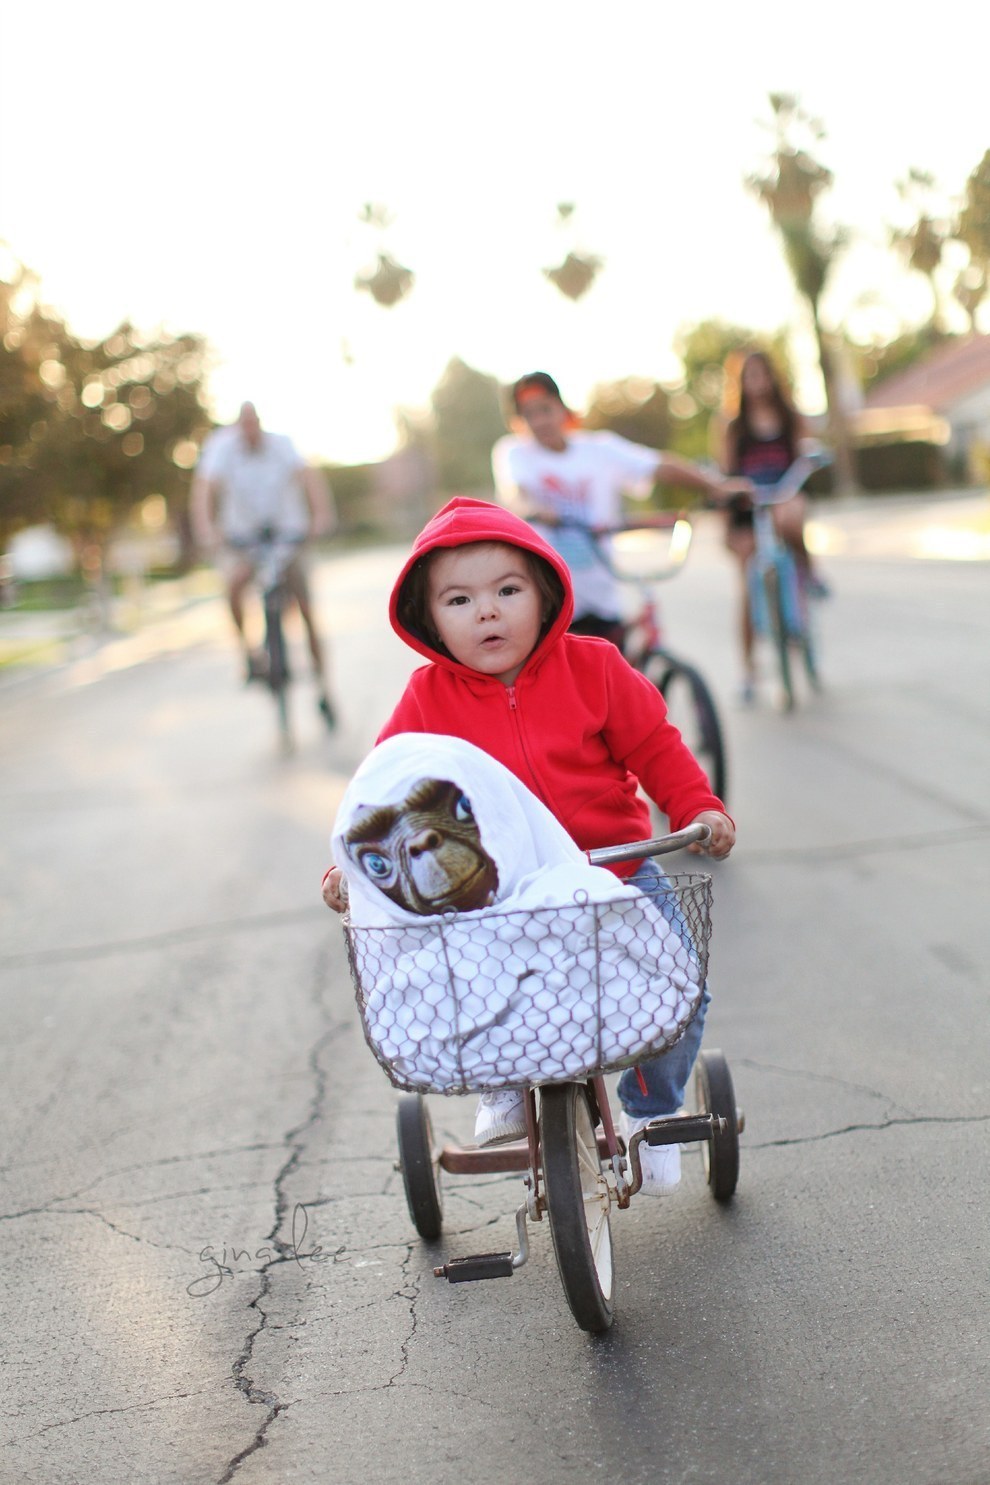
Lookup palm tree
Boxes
[354,204,415,307]
[543,203,603,302]
[747,94,857,493]
[954,150,990,330]
[890,169,951,337]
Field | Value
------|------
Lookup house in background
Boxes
[862,335,990,483]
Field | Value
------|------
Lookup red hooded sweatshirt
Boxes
[378,497,726,877]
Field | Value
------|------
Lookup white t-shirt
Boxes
[198,429,309,543]
[491,429,661,621]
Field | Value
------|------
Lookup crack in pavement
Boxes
[0,903,326,969]
[318,1377,505,1410]
[735,1057,920,1121]
[17,1205,200,1259]
[731,1057,990,1148]
[385,1244,423,1388]
[749,1110,990,1150]
[0,1142,286,1212]
[216,943,341,1483]
[5,1389,218,1447]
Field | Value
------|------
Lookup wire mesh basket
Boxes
[344,873,712,1096]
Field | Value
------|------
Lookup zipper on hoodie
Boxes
[504,682,557,815]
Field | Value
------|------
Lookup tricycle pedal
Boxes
[643,1113,716,1146]
[433,1252,514,1283]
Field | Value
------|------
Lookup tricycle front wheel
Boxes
[540,1083,615,1333]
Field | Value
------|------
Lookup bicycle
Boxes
[575,513,728,804]
[344,823,743,1334]
[744,450,832,712]
[230,527,311,754]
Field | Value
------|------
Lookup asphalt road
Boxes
[1,497,988,1485]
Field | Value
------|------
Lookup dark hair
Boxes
[397,541,565,657]
[737,350,797,431]
[510,371,565,412]
[724,349,799,466]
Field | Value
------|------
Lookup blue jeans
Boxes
[615,858,710,1118]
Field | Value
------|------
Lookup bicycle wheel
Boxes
[539,1083,615,1333]
[796,578,823,693]
[763,565,795,711]
[642,650,728,802]
[695,1049,739,1202]
[396,1094,443,1241]
[263,589,293,748]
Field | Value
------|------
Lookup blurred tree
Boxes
[747,94,857,492]
[544,252,603,302]
[584,377,671,449]
[2,250,213,575]
[355,253,415,307]
[354,203,415,307]
[32,321,213,573]
[949,268,990,338]
[0,258,71,547]
[430,357,505,492]
[953,264,987,332]
[672,320,793,461]
[890,169,952,336]
[954,150,990,328]
[845,324,939,391]
[544,202,603,301]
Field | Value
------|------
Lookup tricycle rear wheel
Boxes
[396,1093,443,1240]
[695,1049,739,1202]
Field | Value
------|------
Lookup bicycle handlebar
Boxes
[227,529,306,549]
[745,450,833,509]
[587,822,711,866]
[533,513,694,583]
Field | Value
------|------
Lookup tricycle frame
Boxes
[386,824,743,1333]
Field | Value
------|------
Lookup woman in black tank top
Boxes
[715,350,827,701]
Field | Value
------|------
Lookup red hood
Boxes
[389,497,575,672]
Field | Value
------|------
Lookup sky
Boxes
[1,1,987,466]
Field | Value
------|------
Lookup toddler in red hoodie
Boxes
[323,498,734,1190]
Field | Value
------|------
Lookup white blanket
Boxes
[334,734,704,1093]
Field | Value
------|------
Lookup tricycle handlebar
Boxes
[587,822,711,866]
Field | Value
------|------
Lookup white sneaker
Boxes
[474,1090,527,1147]
[620,1110,681,1193]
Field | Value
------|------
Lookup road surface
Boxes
[1,494,988,1484]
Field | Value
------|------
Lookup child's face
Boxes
[427,543,545,685]
[517,391,568,450]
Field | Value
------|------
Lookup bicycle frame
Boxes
[596,514,693,662]
[749,502,804,634]
[231,528,304,748]
[744,451,831,710]
[577,514,728,801]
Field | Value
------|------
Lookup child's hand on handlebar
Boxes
[687,811,735,860]
[712,476,755,508]
[321,865,348,913]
